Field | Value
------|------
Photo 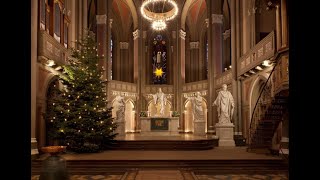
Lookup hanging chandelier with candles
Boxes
[140,0,178,31]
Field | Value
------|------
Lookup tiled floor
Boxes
[31,175,123,180]
[32,172,288,180]
[196,173,288,180]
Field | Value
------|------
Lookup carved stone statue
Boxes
[188,92,204,122]
[213,84,235,124]
[115,95,125,122]
[152,88,167,116]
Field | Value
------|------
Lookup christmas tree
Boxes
[45,31,117,153]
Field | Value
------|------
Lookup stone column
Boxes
[120,42,129,81]
[178,29,186,131]
[241,0,250,54]
[172,30,177,110]
[275,5,282,51]
[209,14,223,131]
[190,41,200,81]
[231,0,242,135]
[281,0,288,48]
[211,14,223,76]
[82,0,88,30]
[69,0,75,48]
[250,0,256,47]
[31,0,39,157]
[96,0,107,80]
[141,30,147,112]
[78,0,83,37]
[133,29,141,131]
[107,19,113,81]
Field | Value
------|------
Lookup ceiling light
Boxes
[46,60,55,67]
[255,66,263,71]
[262,60,271,67]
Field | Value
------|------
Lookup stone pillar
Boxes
[190,41,200,81]
[250,0,256,47]
[231,0,242,135]
[82,0,88,30]
[172,30,177,110]
[31,0,39,157]
[281,0,288,48]
[120,42,129,81]
[178,29,186,131]
[211,14,223,75]
[78,0,83,37]
[275,5,282,51]
[107,19,113,81]
[69,0,76,48]
[241,0,250,55]
[96,0,107,79]
[133,30,140,83]
[209,14,223,132]
[133,29,140,131]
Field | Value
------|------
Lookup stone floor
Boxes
[31,172,288,180]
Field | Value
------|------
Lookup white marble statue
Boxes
[188,92,204,122]
[213,84,235,124]
[152,88,167,116]
[115,95,125,122]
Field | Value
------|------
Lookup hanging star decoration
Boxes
[154,68,164,77]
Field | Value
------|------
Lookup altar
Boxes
[140,117,179,135]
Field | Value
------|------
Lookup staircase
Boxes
[32,159,288,176]
[248,53,289,153]
[248,91,288,150]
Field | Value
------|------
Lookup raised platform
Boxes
[111,133,218,150]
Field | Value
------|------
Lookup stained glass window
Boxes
[152,35,167,84]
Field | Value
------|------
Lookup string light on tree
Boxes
[44,31,117,153]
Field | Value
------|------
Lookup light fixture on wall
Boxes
[140,0,178,31]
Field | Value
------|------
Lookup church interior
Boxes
[31,0,289,179]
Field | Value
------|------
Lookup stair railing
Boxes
[248,59,281,149]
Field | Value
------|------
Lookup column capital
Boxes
[133,29,140,40]
[179,29,186,40]
[96,14,107,24]
[211,14,223,24]
[120,42,129,49]
[190,41,199,49]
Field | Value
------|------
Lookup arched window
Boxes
[152,35,167,84]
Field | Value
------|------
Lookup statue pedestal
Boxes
[193,121,206,136]
[115,121,125,136]
[215,123,235,147]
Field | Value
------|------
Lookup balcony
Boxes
[38,30,70,65]
[238,31,275,77]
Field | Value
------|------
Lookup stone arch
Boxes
[126,0,138,30]
[183,96,207,133]
[111,96,136,133]
[37,74,60,148]
[147,99,172,117]
[181,0,194,30]
[125,99,135,132]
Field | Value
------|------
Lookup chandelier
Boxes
[141,0,178,31]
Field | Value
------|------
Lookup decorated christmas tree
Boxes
[45,31,117,153]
